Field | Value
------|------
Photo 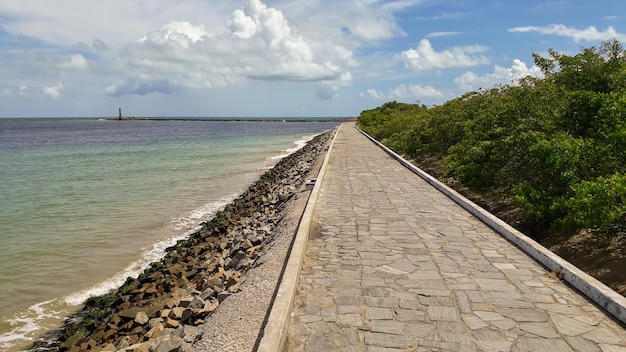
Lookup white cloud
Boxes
[508,24,626,42]
[364,88,384,100]
[0,0,232,48]
[42,82,63,99]
[399,39,490,71]
[276,0,407,44]
[109,0,354,97]
[348,14,403,42]
[59,54,88,71]
[454,59,543,91]
[139,21,211,48]
[364,83,443,101]
[426,31,462,38]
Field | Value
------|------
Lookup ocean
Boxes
[0,118,339,351]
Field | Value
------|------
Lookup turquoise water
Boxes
[0,118,338,350]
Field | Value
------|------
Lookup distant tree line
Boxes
[358,39,626,240]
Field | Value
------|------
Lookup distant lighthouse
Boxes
[118,107,122,119]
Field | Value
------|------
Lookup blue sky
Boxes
[0,0,625,118]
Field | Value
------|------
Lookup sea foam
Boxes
[63,195,237,306]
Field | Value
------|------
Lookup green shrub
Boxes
[561,173,626,233]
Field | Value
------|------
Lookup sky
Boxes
[1,0,625,118]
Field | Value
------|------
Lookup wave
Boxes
[260,132,321,170]
[0,300,63,351]
[64,194,236,306]
[0,195,238,351]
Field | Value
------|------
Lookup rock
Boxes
[119,342,150,352]
[183,325,201,343]
[154,335,184,352]
[145,303,164,318]
[59,334,82,350]
[148,317,164,328]
[168,307,186,320]
[163,298,178,309]
[217,291,232,303]
[117,336,134,349]
[165,317,180,329]
[188,296,205,309]
[181,308,193,323]
[204,300,219,313]
[199,288,215,300]
[178,296,193,308]
[242,239,253,249]
[228,250,250,270]
[130,325,145,335]
[102,328,118,340]
[146,323,165,339]
[134,311,150,325]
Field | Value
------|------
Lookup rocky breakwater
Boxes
[33,129,335,352]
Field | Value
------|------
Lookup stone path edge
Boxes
[256,124,342,351]
[356,124,626,327]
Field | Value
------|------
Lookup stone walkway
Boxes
[284,123,626,351]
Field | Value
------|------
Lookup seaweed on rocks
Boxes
[30,129,335,352]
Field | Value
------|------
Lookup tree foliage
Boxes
[358,39,626,238]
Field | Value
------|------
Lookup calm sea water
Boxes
[0,118,338,350]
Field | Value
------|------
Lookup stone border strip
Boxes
[356,125,626,326]
[257,124,342,351]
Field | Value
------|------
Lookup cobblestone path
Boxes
[285,123,626,351]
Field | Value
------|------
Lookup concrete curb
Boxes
[357,125,626,326]
[257,124,342,351]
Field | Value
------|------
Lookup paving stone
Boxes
[474,340,513,352]
[337,305,361,314]
[490,318,517,330]
[304,335,337,352]
[516,337,575,351]
[284,123,626,352]
[461,315,489,330]
[494,308,548,322]
[364,308,395,320]
[363,333,414,349]
[427,306,460,321]
[564,336,602,352]
[369,321,404,335]
[474,311,506,322]
[337,314,363,327]
[598,344,626,352]
[394,309,426,322]
[583,328,626,345]
[519,322,560,338]
[550,312,597,336]
[398,299,422,310]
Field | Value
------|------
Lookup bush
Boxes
[561,173,626,234]
[357,39,626,238]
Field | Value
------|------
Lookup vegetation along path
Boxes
[284,123,626,351]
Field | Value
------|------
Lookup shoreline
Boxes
[30,128,337,352]
[107,117,356,123]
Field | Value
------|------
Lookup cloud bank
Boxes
[104,0,353,97]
